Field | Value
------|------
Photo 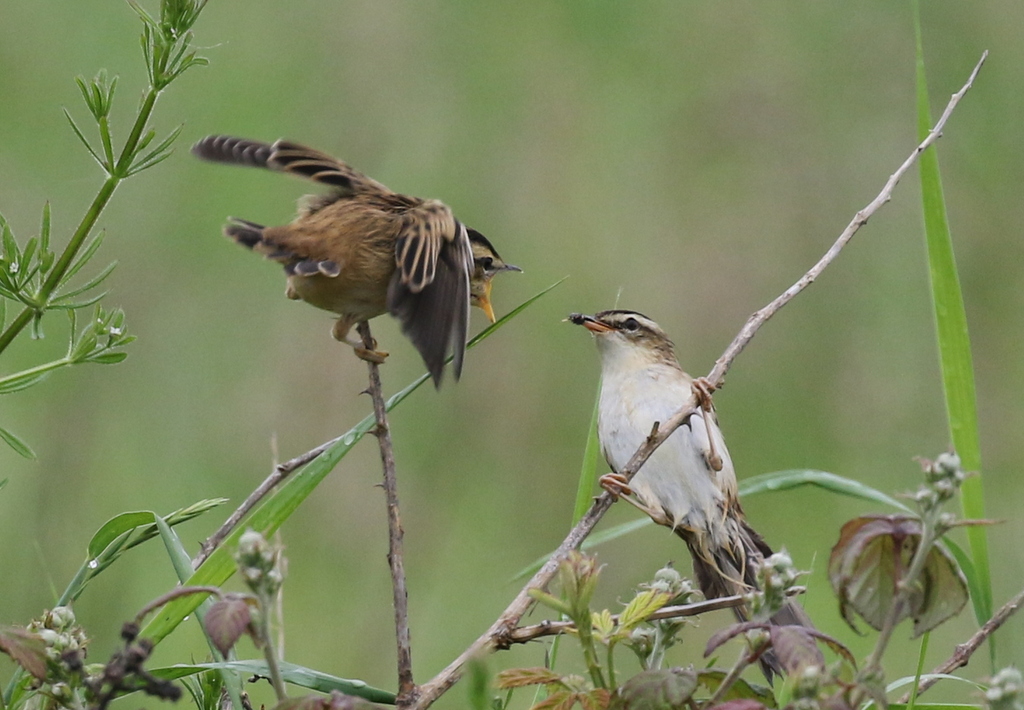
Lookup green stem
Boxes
[606,641,617,689]
[0,88,158,356]
[704,647,753,708]
[258,592,288,702]
[576,623,607,689]
[0,356,73,388]
[907,632,929,710]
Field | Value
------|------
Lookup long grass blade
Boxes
[138,279,565,644]
[151,661,395,705]
[911,0,992,647]
[572,387,603,523]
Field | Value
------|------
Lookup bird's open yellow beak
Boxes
[478,281,497,324]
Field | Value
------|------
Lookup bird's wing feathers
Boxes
[387,218,472,385]
[192,135,392,196]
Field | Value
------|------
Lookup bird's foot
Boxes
[599,472,634,499]
[354,347,389,364]
[691,376,717,412]
[600,473,672,525]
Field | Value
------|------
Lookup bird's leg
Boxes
[333,318,388,364]
[598,473,673,526]
[691,377,724,472]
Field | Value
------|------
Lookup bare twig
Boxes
[901,584,1024,701]
[409,51,987,710]
[357,321,415,705]
[509,586,806,644]
[193,434,345,569]
[706,49,987,387]
[513,596,738,644]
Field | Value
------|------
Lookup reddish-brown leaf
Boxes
[497,667,566,689]
[828,515,968,636]
[769,626,824,674]
[912,542,969,635]
[829,516,920,632]
[704,621,764,657]
[532,691,575,710]
[204,596,253,656]
[0,628,48,680]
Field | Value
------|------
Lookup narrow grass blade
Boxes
[154,514,246,710]
[572,387,602,523]
[138,280,565,644]
[0,425,36,459]
[151,661,395,705]
[739,469,912,512]
[911,0,992,642]
[513,469,910,581]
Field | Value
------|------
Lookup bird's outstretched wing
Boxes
[191,135,392,196]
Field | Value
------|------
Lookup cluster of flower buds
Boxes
[750,550,801,619]
[646,564,698,606]
[27,606,88,672]
[986,667,1024,710]
[914,452,966,514]
[236,528,284,597]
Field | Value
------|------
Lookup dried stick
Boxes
[409,51,987,710]
[193,433,346,569]
[900,584,1024,702]
[357,320,415,704]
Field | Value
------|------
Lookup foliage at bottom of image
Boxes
[474,453,1002,710]
[0,453,1016,710]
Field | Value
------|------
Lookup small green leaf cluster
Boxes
[0,0,209,459]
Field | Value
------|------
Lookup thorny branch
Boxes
[357,320,415,705]
[193,433,346,569]
[408,51,988,710]
[902,584,1024,702]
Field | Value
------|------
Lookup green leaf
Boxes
[53,260,117,301]
[912,0,992,642]
[573,388,603,523]
[63,108,106,170]
[0,424,36,459]
[740,469,912,512]
[615,667,698,709]
[88,511,165,558]
[59,231,105,287]
[696,670,775,708]
[514,469,910,582]
[60,500,228,604]
[618,590,672,630]
[138,280,564,644]
[86,352,128,364]
[151,661,395,705]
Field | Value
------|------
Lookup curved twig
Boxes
[409,50,988,710]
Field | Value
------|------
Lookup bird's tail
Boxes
[677,517,812,682]
[223,218,297,265]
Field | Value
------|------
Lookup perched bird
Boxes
[192,135,520,385]
[570,309,811,680]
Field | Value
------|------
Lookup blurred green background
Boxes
[2,1,1023,707]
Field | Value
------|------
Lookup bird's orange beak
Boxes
[567,313,613,333]
[477,281,497,324]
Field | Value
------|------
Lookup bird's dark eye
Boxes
[480,256,494,270]
[623,318,640,332]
